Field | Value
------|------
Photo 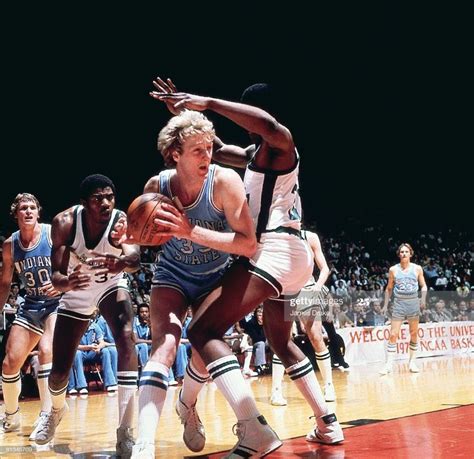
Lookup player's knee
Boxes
[2,354,22,374]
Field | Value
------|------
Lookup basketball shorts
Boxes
[13,301,59,336]
[392,296,420,320]
[58,275,129,320]
[152,262,228,304]
[248,232,314,301]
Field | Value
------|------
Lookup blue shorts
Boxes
[392,297,420,320]
[13,301,59,336]
[152,264,227,304]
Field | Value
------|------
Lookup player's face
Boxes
[84,186,115,223]
[16,199,39,228]
[399,247,411,260]
[178,133,213,177]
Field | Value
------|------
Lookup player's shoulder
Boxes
[144,174,161,193]
[52,206,76,228]
[214,164,241,183]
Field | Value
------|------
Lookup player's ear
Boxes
[172,149,180,164]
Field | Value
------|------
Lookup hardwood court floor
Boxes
[0,354,473,458]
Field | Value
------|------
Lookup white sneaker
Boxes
[409,361,420,373]
[29,411,49,441]
[175,392,206,452]
[224,415,282,458]
[379,362,392,375]
[242,369,259,377]
[306,413,344,444]
[131,441,155,458]
[116,426,135,458]
[1,408,20,432]
[270,391,287,406]
[324,382,336,402]
[35,403,69,445]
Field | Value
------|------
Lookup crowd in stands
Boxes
[1,223,472,394]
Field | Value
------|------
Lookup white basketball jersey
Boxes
[68,205,123,280]
[244,149,302,240]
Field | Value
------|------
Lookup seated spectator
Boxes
[95,314,118,391]
[240,307,268,375]
[224,323,256,377]
[133,303,177,384]
[68,313,118,395]
[431,300,453,322]
[133,303,152,368]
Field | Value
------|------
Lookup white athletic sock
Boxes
[409,341,418,362]
[1,372,21,414]
[49,382,68,411]
[271,355,285,393]
[315,350,332,386]
[181,358,208,407]
[136,362,169,444]
[242,348,253,372]
[117,371,138,428]
[286,357,329,421]
[207,355,260,420]
[37,363,52,412]
[386,342,396,364]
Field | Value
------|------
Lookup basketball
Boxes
[126,193,175,246]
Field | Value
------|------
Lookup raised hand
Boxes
[151,77,181,115]
[111,214,136,245]
[149,92,210,112]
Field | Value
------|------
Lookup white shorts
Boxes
[58,275,129,320]
[248,232,313,300]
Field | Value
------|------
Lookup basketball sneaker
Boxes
[35,403,69,445]
[116,426,135,458]
[306,413,344,444]
[324,382,336,402]
[1,408,20,433]
[270,390,287,406]
[175,391,206,452]
[409,361,420,373]
[131,441,155,458]
[29,411,49,441]
[379,362,392,375]
[224,415,282,458]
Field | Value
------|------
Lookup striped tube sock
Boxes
[1,372,21,414]
[181,358,209,407]
[117,371,138,428]
[286,357,329,420]
[49,383,68,411]
[409,341,418,362]
[315,350,332,386]
[387,342,397,364]
[136,362,169,444]
[37,363,52,412]
[207,355,260,420]
[271,355,285,393]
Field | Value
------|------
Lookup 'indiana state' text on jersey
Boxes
[393,263,419,299]
[157,164,230,277]
[68,206,124,284]
[12,223,59,310]
[244,148,302,241]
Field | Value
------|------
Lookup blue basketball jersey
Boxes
[12,223,60,311]
[157,165,230,279]
[393,263,419,299]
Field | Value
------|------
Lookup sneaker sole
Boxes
[261,439,283,456]
[306,434,344,444]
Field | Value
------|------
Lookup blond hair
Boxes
[10,193,42,219]
[158,110,215,168]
